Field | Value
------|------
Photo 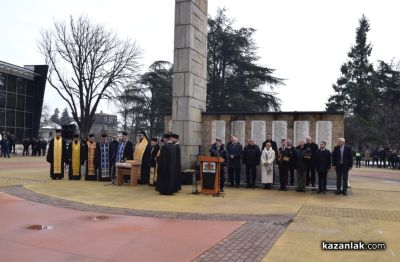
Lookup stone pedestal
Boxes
[172,0,208,169]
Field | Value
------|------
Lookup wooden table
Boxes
[115,161,140,186]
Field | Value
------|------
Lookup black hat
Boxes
[55,129,62,133]
[139,131,146,136]
[101,133,107,138]
[73,134,79,138]
[122,131,128,136]
[151,137,158,142]
[171,133,179,139]
[163,133,171,139]
[89,134,95,138]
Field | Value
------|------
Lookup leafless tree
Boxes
[39,15,141,136]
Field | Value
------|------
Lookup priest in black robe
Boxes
[95,133,115,182]
[68,134,85,180]
[156,134,177,195]
[46,129,67,180]
[149,137,160,186]
[171,133,182,191]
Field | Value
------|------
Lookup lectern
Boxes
[198,156,224,195]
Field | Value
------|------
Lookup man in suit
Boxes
[286,139,297,186]
[305,136,318,187]
[332,138,353,195]
[210,138,228,192]
[315,141,331,194]
[243,138,261,189]
[278,139,292,191]
[227,136,243,188]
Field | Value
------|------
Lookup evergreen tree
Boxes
[50,108,60,124]
[326,15,376,117]
[59,107,70,125]
[207,9,283,112]
[139,61,173,137]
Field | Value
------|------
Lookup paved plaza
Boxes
[0,157,399,261]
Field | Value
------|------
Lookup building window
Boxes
[25,97,32,112]
[0,73,6,91]
[103,117,107,123]
[15,128,24,142]
[6,93,16,109]
[0,91,5,108]
[16,95,25,111]
[26,81,34,97]
[0,108,5,126]
[6,110,15,126]
[7,75,16,93]
[25,112,32,128]
[17,78,26,95]
[16,111,24,127]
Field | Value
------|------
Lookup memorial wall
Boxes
[166,111,344,155]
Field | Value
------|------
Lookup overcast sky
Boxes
[1,0,400,115]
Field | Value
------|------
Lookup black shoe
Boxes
[251,185,256,189]
[317,190,321,194]
[342,192,348,195]
[263,184,268,189]
[229,184,234,187]
[335,191,342,195]
[235,185,240,188]
[246,185,251,188]
[220,188,224,192]
[278,188,284,191]
[301,189,306,192]
[322,190,327,194]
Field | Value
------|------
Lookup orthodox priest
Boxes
[46,129,67,180]
[68,134,85,180]
[85,134,97,181]
[134,131,149,182]
[116,131,134,163]
[95,133,114,182]
[156,134,177,195]
[171,133,181,191]
[116,131,134,183]
[149,137,160,186]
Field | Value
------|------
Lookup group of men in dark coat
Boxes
[209,134,353,195]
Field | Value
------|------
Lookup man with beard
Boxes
[116,131,134,183]
[46,129,67,180]
[156,134,177,195]
[85,134,97,181]
[68,134,85,180]
[95,133,115,182]
[134,131,150,183]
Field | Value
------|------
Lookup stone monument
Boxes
[172,0,208,169]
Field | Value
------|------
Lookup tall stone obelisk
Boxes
[172,0,208,169]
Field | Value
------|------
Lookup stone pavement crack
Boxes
[0,185,294,261]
